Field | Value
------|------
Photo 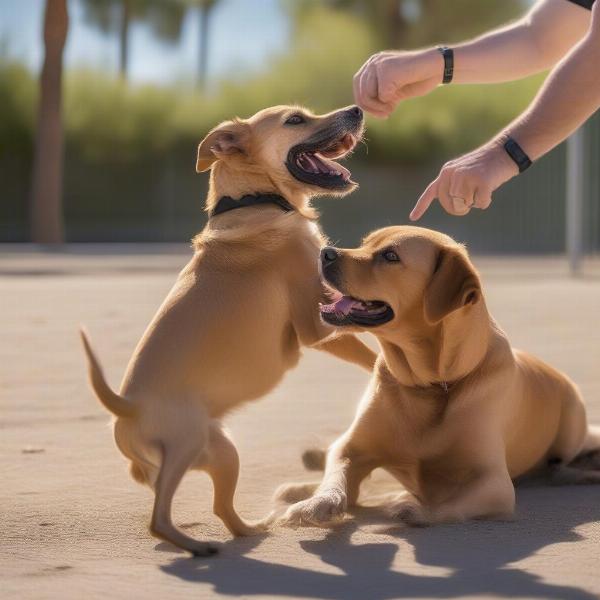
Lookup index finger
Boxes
[410,180,438,221]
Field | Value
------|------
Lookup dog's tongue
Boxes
[320,294,361,316]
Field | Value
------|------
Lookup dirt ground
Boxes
[2,245,600,600]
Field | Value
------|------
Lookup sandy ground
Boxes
[2,245,600,600]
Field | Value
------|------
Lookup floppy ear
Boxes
[423,247,481,325]
[196,120,250,173]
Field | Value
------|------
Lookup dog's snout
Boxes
[347,105,363,120]
[321,247,339,264]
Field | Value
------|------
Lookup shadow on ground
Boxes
[161,485,600,600]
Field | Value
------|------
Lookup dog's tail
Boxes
[79,327,136,418]
[302,448,326,471]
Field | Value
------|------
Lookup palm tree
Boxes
[193,0,218,88]
[82,0,186,80]
[30,0,69,244]
[119,0,131,78]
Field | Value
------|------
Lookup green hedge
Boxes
[0,6,546,240]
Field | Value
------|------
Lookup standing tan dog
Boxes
[81,105,376,556]
[278,226,600,527]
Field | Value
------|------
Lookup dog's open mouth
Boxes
[286,132,358,189]
[320,289,394,328]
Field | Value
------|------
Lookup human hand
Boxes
[409,142,519,220]
[353,49,443,118]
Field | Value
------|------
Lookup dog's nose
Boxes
[321,247,338,264]
[347,105,363,120]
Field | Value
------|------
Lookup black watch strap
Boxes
[437,46,454,84]
[503,137,532,173]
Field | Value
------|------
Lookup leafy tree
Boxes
[404,0,524,47]
[30,0,68,243]
[286,0,523,49]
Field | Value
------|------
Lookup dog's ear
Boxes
[196,120,250,172]
[423,247,480,325]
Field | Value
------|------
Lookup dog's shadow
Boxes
[160,485,600,600]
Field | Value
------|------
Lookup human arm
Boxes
[354,0,592,118]
[410,1,600,220]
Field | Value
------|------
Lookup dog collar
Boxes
[209,193,295,218]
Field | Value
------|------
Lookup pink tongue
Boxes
[320,295,359,316]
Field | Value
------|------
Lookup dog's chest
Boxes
[375,389,480,497]
[377,387,460,462]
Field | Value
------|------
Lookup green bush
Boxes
[365,76,544,164]
[0,61,36,159]
[0,5,548,240]
[0,5,544,167]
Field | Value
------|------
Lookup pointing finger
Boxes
[410,179,438,221]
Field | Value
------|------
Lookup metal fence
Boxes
[320,112,600,262]
[584,111,600,255]
[1,113,598,258]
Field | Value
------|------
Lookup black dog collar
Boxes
[209,193,295,218]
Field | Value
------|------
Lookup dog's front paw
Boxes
[279,491,347,528]
[387,499,429,527]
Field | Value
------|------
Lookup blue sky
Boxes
[0,0,290,85]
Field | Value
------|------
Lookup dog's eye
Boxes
[285,114,306,125]
[382,250,400,262]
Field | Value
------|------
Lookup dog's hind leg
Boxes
[150,444,218,557]
[205,426,271,537]
[549,464,600,485]
[566,425,600,471]
[578,425,600,455]
[548,386,588,465]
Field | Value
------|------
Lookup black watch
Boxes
[437,46,454,84]
[503,137,532,173]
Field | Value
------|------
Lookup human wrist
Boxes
[419,47,446,81]
[492,135,523,176]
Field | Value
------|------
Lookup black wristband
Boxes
[437,46,454,84]
[503,137,532,173]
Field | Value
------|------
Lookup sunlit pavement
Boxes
[3,245,600,600]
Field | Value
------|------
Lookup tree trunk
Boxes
[119,0,131,80]
[197,4,211,88]
[30,0,68,244]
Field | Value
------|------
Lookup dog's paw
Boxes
[386,500,429,527]
[273,481,319,504]
[279,491,347,528]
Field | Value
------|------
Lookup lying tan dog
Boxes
[80,105,376,556]
[278,226,600,527]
